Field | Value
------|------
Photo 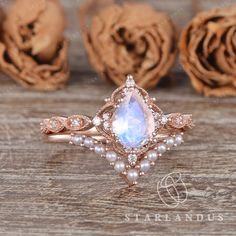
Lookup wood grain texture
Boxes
[0,1,236,235]
[0,72,235,235]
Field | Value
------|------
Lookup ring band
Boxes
[41,75,193,186]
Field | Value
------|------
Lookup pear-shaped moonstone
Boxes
[112,90,155,149]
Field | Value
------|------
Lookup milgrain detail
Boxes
[41,115,92,134]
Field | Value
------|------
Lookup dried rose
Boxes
[80,0,177,89]
[180,5,236,97]
[0,0,69,91]
[0,7,4,38]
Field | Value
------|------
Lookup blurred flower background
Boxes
[0,0,235,96]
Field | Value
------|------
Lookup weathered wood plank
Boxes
[0,72,235,235]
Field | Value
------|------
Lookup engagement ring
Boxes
[41,75,193,186]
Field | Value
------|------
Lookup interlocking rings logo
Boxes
[157,172,188,208]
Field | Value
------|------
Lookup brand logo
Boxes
[157,172,188,208]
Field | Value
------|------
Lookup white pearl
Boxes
[140,159,151,173]
[166,137,175,147]
[114,161,125,173]
[127,169,139,182]
[71,135,83,145]
[84,138,94,148]
[106,151,117,162]
[94,144,105,155]
[157,144,166,154]
[147,150,158,162]
[175,135,183,145]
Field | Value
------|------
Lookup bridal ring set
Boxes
[41,75,193,186]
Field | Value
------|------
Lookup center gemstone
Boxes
[111,89,155,149]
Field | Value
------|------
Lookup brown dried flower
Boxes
[180,5,236,97]
[0,7,4,35]
[0,0,69,91]
[80,0,177,89]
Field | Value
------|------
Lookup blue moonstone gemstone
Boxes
[112,90,155,149]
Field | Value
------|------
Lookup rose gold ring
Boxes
[41,75,193,186]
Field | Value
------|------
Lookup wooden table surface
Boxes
[0,73,235,236]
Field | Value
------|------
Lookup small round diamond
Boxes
[49,119,59,129]
[93,116,102,126]
[154,113,161,119]
[126,75,135,87]
[176,116,183,125]
[160,115,168,125]
[69,118,81,128]
[155,121,160,129]
[103,121,110,130]
[103,113,110,121]
[128,154,138,165]
[48,118,63,132]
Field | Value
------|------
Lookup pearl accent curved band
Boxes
[41,75,193,186]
